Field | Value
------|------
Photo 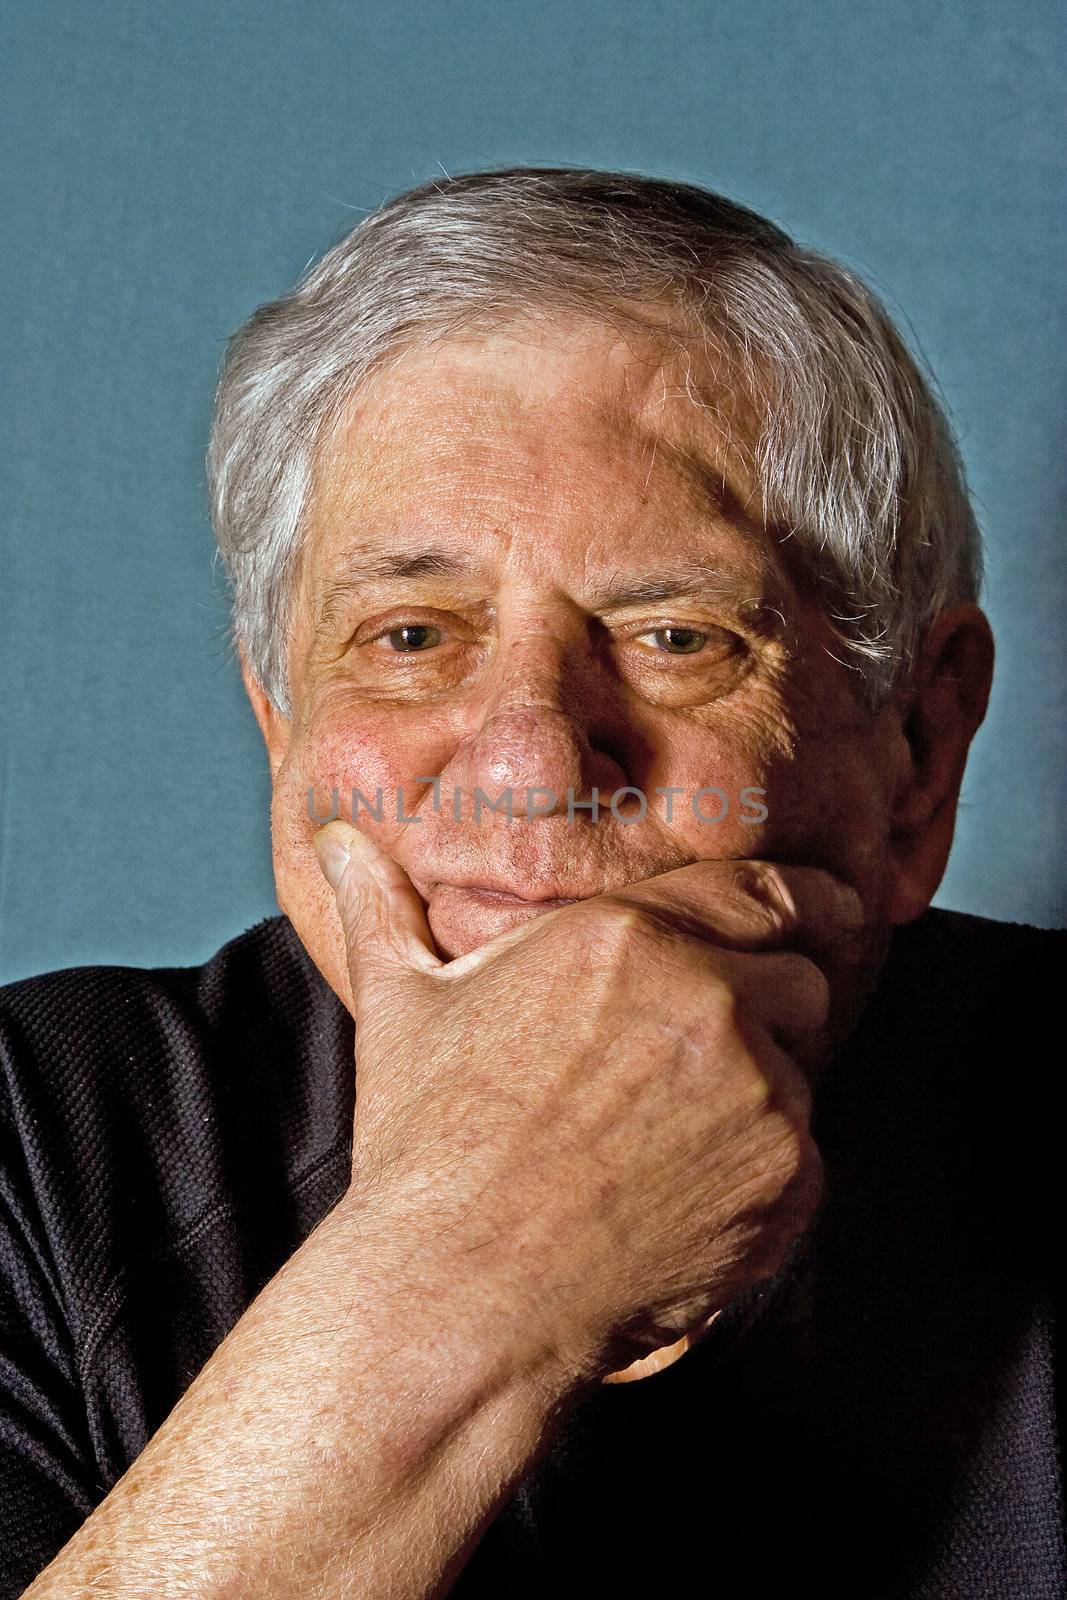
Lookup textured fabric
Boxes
[0,907,1063,1597]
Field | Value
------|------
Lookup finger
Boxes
[610,859,865,954]
[707,947,832,1046]
[313,822,443,1007]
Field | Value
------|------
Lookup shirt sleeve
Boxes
[0,1096,102,1597]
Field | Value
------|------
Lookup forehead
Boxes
[302,310,778,590]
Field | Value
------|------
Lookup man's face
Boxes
[254,312,907,1008]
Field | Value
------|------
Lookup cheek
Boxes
[656,757,774,857]
[277,710,452,842]
[302,727,407,826]
[752,731,899,921]
[640,701,790,861]
[268,709,456,997]
[646,695,895,897]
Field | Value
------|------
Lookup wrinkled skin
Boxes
[242,308,994,1380]
[245,309,991,1017]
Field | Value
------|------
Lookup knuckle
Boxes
[785,1132,826,1221]
[737,1065,774,1116]
[737,860,801,941]
[763,950,830,1029]
[761,1113,823,1216]
[787,955,831,1021]
[784,1119,822,1182]
[587,897,664,954]
[758,1154,824,1268]
[779,1066,817,1125]
[699,970,745,1033]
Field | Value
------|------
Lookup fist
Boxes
[315,822,864,1389]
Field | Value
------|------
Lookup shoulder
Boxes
[0,914,326,1061]
[889,902,1065,970]
[869,905,1065,1038]
[856,902,1066,1078]
[0,916,355,1352]
[837,905,1065,1269]
[0,916,352,1149]
[0,913,349,1104]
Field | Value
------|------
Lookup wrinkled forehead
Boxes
[311,307,765,497]
[299,309,781,600]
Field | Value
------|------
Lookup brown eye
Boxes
[646,626,708,654]
[383,623,443,652]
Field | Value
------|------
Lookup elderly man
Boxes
[1,167,1061,1599]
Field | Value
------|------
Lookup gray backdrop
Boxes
[1,0,1063,984]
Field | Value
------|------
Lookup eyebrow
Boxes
[313,544,475,630]
[313,546,785,646]
[312,436,784,634]
[584,565,755,609]
[320,546,748,597]
[586,564,788,639]
[333,546,467,582]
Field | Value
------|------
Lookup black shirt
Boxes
[0,908,1063,1597]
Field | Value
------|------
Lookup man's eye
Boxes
[638,626,711,655]
[378,623,444,652]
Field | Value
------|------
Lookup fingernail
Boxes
[313,828,350,891]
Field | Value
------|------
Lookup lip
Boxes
[437,880,589,907]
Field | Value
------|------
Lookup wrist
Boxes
[327,1179,591,1423]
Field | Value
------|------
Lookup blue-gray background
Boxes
[1,1,1064,983]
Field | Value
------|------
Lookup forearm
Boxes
[23,1192,577,1600]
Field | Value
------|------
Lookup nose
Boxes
[450,630,627,817]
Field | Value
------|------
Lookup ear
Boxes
[884,603,995,926]
[239,644,291,781]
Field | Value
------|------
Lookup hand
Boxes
[314,822,863,1389]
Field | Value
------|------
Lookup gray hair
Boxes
[207,165,984,718]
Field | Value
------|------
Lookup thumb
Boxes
[313,821,443,1005]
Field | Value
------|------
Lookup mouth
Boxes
[437,880,588,909]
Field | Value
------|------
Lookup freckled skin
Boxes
[242,310,994,1037]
